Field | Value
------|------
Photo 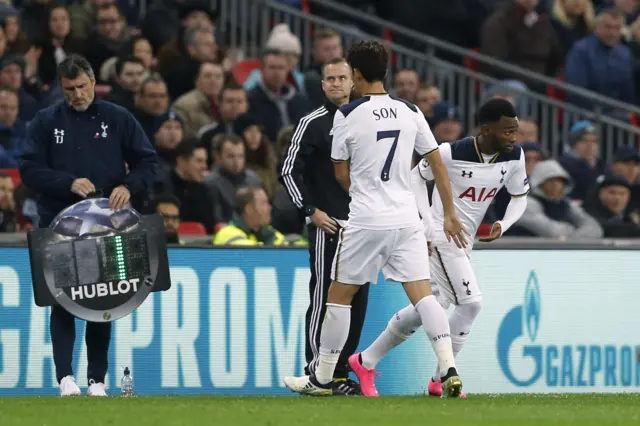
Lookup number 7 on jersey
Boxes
[377,130,400,182]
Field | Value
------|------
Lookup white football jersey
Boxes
[331,95,439,230]
[418,137,529,246]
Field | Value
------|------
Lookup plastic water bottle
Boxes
[121,367,134,396]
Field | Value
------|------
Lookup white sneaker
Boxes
[87,380,108,397]
[59,376,81,397]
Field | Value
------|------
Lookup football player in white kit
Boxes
[284,40,469,397]
[349,98,530,397]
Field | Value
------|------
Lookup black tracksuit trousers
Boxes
[304,225,369,378]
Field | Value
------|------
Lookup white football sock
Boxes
[433,300,483,381]
[360,304,422,369]
[315,303,351,385]
[415,295,455,378]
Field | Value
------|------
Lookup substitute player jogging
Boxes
[280,57,366,395]
[284,40,469,397]
[349,99,530,397]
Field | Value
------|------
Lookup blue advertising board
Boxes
[1,247,639,395]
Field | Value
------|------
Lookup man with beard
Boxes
[154,193,184,244]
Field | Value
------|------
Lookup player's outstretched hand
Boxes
[443,214,469,249]
[311,209,338,235]
[479,222,502,243]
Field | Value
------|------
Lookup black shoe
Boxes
[441,367,463,398]
[331,378,362,395]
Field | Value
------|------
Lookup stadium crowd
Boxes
[1,0,640,242]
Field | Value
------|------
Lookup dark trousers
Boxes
[50,305,112,384]
[304,225,369,378]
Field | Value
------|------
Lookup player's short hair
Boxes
[0,172,10,179]
[213,133,244,154]
[115,55,144,76]
[235,186,262,215]
[477,98,517,125]
[321,57,349,78]
[58,54,94,81]
[346,40,388,83]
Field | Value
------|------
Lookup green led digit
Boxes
[114,235,127,280]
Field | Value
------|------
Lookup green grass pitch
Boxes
[1,394,639,426]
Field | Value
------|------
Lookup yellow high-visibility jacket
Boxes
[213,217,287,246]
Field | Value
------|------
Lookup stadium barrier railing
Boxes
[210,0,640,163]
[1,242,639,395]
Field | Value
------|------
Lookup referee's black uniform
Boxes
[280,101,369,385]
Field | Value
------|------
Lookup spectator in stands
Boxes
[198,83,249,155]
[153,111,184,169]
[171,61,225,138]
[134,73,169,139]
[86,4,130,82]
[12,181,39,230]
[582,174,640,237]
[154,193,183,244]
[155,140,217,233]
[98,35,156,83]
[515,159,603,237]
[481,0,562,91]
[3,4,30,55]
[304,28,343,108]
[517,117,539,143]
[35,6,87,86]
[248,49,309,142]
[430,102,463,142]
[244,24,304,93]
[0,172,16,232]
[522,141,546,175]
[145,1,215,63]
[484,80,530,116]
[393,69,420,103]
[104,56,145,112]
[213,186,287,246]
[126,36,156,71]
[0,56,38,121]
[415,83,441,122]
[551,0,596,60]
[205,133,261,225]
[234,113,278,200]
[165,27,217,100]
[69,0,113,40]
[558,120,603,202]
[271,125,305,235]
[607,146,640,218]
[565,9,635,112]
[0,86,26,168]
[389,0,487,65]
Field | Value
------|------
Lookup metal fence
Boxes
[210,0,640,163]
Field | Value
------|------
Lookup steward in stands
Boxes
[214,186,302,246]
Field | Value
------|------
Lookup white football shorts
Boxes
[429,240,481,308]
[330,225,430,285]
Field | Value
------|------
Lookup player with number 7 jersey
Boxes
[283,40,466,399]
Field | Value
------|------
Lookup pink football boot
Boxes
[348,354,379,397]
